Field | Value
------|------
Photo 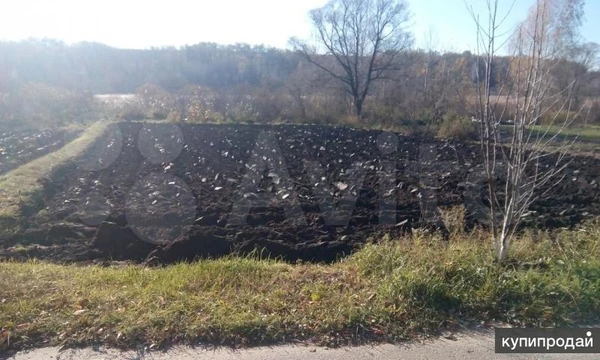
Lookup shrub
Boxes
[2,83,93,128]
[167,110,183,123]
[588,100,600,124]
[339,114,362,128]
[437,112,477,140]
[117,101,147,121]
[539,109,579,126]
[151,110,168,120]
[362,103,404,128]
[439,205,467,237]
[138,84,177,116]
[178,85,221,123]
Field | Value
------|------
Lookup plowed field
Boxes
[1,123,598,263]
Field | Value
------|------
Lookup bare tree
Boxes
[515,0,584,58]
[285,60,316,119]
[467,0,586,261]
[567,41,600,106]
[290,0,412,117]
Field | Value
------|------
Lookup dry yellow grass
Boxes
[1,222,600,351]
[0,121,109,219]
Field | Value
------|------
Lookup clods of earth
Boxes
[0,127,81,175]
[1,123,599,264]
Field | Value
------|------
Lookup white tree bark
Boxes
[467,0,585,261]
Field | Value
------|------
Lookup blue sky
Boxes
[0,0,598,52]
[411,0,600,53]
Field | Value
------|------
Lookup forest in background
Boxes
[0,39,599,136]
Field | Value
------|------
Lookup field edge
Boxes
[0,220,599,352]
[0,121,111,232]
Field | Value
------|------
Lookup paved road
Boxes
[5,330,598,360]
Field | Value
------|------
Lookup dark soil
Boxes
[1,122,599,264]
[0,126,81,175]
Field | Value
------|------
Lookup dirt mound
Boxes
[1,123,599,264]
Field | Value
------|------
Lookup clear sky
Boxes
[0,0,598,52]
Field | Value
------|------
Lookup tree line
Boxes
[0,0,598,130]
[1,39,597,126]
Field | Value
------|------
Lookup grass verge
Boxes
[528,124,600,143]
[496,124,600,158]
[0,121,109,228]
[1,219,599,352]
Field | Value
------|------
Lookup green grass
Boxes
[528,124,600,143]
[1,219,599,352]
[496,124,600,158]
